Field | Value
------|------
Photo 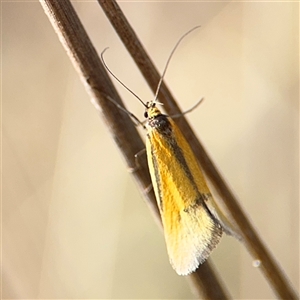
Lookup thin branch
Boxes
[98,1,299,299]
[39,0,230,299]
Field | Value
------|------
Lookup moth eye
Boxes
[144,111,148,118]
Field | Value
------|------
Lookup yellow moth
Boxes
[102,26,224,276]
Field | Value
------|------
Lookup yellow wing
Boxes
[146,115,222,275]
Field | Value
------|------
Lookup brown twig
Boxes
[98,1,299,299]
[39,0,230,299]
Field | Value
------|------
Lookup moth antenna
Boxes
[154,25,201,104]
[101,48,147,108]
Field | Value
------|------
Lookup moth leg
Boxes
[171,98,204,119]
[144,183,153,195]
[128,148,146,173]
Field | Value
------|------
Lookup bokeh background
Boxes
[2,1,299,299]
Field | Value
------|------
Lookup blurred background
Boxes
[2,1,299,299]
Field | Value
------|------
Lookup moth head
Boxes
[144,101,163,119]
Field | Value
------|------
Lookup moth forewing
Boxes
[145,105,222,275]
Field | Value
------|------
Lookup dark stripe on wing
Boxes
[149,141,164,211]
[149,114,200,195]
